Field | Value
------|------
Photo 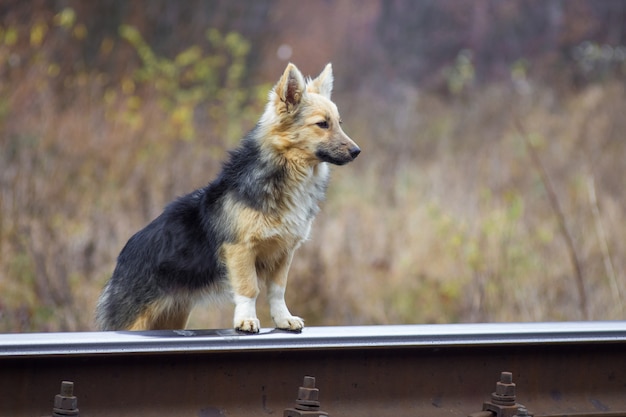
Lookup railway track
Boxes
[2,322,626,417]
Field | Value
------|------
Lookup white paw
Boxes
[274,315,304,332]
[235,318,260,333]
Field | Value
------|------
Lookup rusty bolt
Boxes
[491,372,516,406]
[480,372,527,417]
[284,376,328,417]
[52,381,79,417]
[295,376,321,410]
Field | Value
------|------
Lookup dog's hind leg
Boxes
[126,299,191,331]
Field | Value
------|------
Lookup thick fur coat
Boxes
[95,63,360,332]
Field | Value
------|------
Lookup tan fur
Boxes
[222,243,260,299]
[223,194,304,289]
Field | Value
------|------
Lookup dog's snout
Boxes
[350,146,361,159]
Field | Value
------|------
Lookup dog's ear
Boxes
[274,63,305,113]
[307,63,333,99]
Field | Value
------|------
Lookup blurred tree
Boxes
[0,0,276,87]
[373,0,626,89]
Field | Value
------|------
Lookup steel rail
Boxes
[1,321,626,357]
[2,322,626,417]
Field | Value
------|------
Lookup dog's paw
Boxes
[235,318,261,333]
[274,315,304,332]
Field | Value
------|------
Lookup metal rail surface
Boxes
[2,322,626,417]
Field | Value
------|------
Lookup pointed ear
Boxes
[274,63,305,113]
[307,63,333,99]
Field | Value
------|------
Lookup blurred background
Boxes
[1,0,625,332]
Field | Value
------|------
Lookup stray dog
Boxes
[95,63,360,332]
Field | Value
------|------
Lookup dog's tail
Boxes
[94,279,140,330]
[95,281,114,330]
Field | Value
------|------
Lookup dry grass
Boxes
[2,23,625,332]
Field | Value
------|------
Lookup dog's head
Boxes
[260,63,360,166]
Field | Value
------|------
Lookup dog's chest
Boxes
[270,166,327,239]
[252,163,329,247]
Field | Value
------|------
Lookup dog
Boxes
[95,63,360,333]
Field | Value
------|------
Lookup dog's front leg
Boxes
[233,293,260,333]
[223,243,261,333]
[268,250,304,332]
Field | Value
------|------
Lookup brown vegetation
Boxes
[1,1,625,331]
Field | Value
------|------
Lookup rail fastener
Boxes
[284,376,329,417]
[46,381,79,417]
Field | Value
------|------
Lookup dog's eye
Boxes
[316,121,329,129]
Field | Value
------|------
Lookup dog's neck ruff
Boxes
[259,150,330,218]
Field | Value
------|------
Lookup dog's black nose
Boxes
[350,147,361,159]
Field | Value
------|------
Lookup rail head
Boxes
[1,322,625,358]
